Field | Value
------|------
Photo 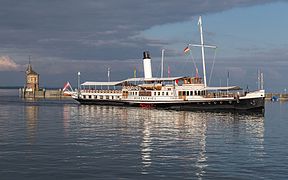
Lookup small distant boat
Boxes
[72,16,265,114]
[271,96,279,102]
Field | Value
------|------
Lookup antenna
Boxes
[107,67,110,82]
[261,72,264,90]
[161,49,165,78]
[227,70,229,94]
[77,72,81,98]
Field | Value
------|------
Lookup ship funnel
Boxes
[143,51,152,79]
[143,51,150,59]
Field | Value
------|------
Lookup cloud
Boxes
[0,0,287,89]
[0,56,23,71]
[0,0,285,62]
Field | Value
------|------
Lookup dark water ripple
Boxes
[0,90,288,179]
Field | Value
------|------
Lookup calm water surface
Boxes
[0,89,287,179]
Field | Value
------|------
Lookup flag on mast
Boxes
[184,46,190,54]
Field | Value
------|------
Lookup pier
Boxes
[19,62,71,99]
[19,88,71,99]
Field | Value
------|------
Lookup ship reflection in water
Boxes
[62,105,264,178]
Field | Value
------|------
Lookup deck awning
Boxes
[81,81,123,86]
[81,76,199,86]
[203,86,242,91]
[123,76,185,82]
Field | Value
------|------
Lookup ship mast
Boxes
[190,16,217,87]
[198,16,207,87]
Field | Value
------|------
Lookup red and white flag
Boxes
[184,46,190,54]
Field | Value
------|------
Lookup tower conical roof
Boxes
[26,63,38,75]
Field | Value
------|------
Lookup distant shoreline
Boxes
[0,86,22,90]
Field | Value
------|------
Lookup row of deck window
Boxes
[83,95,120,100]
[82,91,205,99]
[154,91,170,96]
[127,90,206,97]
[178,90,206,96]
[128,91,171,96]
[129,91,138,96]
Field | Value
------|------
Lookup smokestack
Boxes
[143,51,152,79]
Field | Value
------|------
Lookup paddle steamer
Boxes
[72,16,265,113]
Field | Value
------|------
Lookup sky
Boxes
[0,0,287,92]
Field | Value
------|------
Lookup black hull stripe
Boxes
[74,97,265,114]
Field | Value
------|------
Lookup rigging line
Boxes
[189,47,198,76]
[208,48,217,86]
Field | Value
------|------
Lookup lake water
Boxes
[0,89,287,179]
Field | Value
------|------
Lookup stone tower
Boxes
[25,62,39,91]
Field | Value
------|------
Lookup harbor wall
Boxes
[19,88,72,99]
[265,93,288,101]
